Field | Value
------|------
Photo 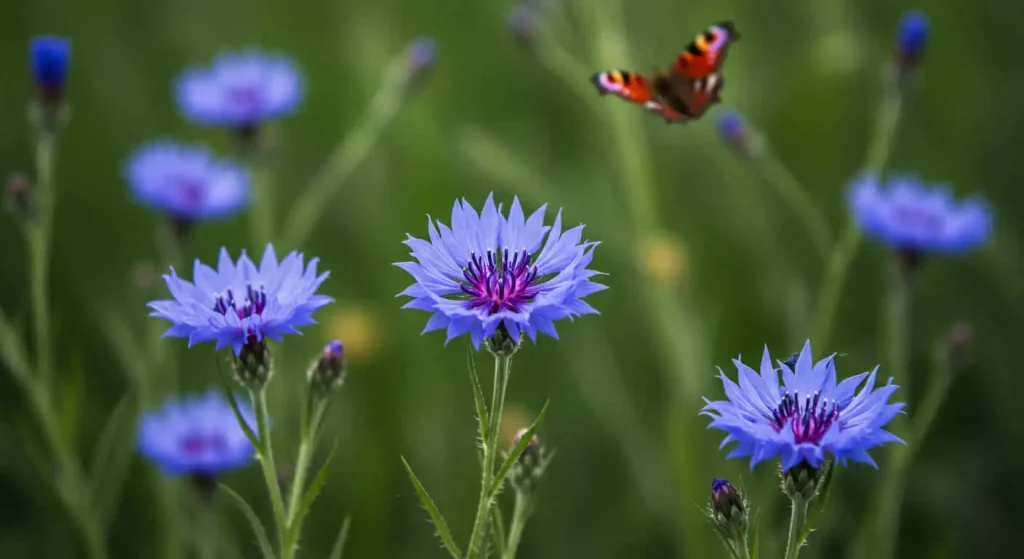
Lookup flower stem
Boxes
[810,85,903,348]
[502,490,532,559]
[250,389,289,557]
[466,352,512,558]
[29,134,55,385]
[283,398,329,555]
[196,498,218,559]
[784,497,808,559]
[278,55,408,249]
[754,153,832,259]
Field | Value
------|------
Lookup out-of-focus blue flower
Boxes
[138,390,257,476]
[176,49,303,127]
[396,193,606,349]
[507,5,539,47]
[125,141,250,221]
[715,110,763,157]
[149,244,333,354]
[403,37,437,86]
[896,11,929,64]
[849,174,992,254]
[30,35,71,100]
[702,340,905,471]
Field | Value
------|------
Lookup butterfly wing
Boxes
[591,70,654,105]
[649,73,724,124]
[672,21,739,80]
[681,73,724,118]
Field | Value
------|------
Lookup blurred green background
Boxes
[2,0,1022,557]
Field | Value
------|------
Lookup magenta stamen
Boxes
[460,248,541,315]
[766,390,840,445]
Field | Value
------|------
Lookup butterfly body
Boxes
[591,21,738,124]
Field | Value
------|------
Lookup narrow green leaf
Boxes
[751,508,761,559]
[220,484,278,559]
[217,368,261,452]
[0,307,32,383]
[287,440,339,544]
[58,356,86,447]
[468,347,489,444]
[799,463,837,542]
[326,516,352,559]
[489,399,550,499]
[90,389,136,529]
[400,456,462,559]
[489,501,507,558]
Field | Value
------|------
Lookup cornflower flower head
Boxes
[30,35,71,103]
[701,340,905,471]
[148,244,332,355]
[849,174,993,260]
[176,49,303,130]
[125,141,250,223]
[397,193,605,350]
[137,390,257,477]
[895,11,929,70]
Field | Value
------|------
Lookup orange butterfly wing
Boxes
[672,21,739,80]
[591,71,654,105]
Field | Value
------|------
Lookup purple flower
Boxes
[137,390,257,476]
[176,49,303,127]
[125,141,250,221]
[896,12,929,63]
[849,174,993,255]
[30,35,71,101]
[148,244,333,354]
[396,194,606,349]
[702,340,905,471]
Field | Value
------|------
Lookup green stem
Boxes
[810,87,903,348]
[29,135,55,385]
[250,390,289,557]
[466,352,512,558]
[283,398,329,555]
[755,154,832,259]
[278,57,407,249]
[196,502,218,559]
[502,490,532,559]
[783,497,808,559]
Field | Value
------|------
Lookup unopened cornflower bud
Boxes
[707,478,750,553]
[781,460,827,502]
[895,11,929,75]
[507,5,539,50]
[308,340,346,396]
[945,322,973,373]
[403,37,437,91]
[4,173,35,222]
[231,338,272,392]
[508,427,546,492]
[716,110,764,158]
[29,35,71,135]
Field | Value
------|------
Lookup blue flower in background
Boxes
[149,244,333,354]
[30,35,71,100]
[126,141,250,221]
[896,11,929,62]
[397,193,606,349]
[176,49,303,127]
[138,390,257,476]
[849,174,992,255]
[701,340,905,471]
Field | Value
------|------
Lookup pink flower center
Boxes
[212,284,268,320]
[178,433,227,457]
[768,391,840,445]
[460,249,540,314]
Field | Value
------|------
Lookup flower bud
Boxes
[706,478,750,553]
[402,37,437,91]
[4,173,35,222]
[895,11,929,75]
[507,6,539,50]
[29,35,72,136]
[716,110,764,158]
[232,338,272,391]
[485,326,521,357]
[781,460,827,502]
[945,322,973,374]
[508,427,546,493]
[308,340,346,397]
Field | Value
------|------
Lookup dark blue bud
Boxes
[717,110,762,158]
[716,110,745,141]
[309,340,346,396]
[30,35,71,101]
[896,12,929,66]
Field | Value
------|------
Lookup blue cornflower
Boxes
[702,340,905,471]
[125,141,250,221]
[176,49,303,127]
[30,35,71,101]
[148,244,333,354]
[896,11,929,63]
[397,193,606,349]
[137,390,257,476]
[849,174,993,255]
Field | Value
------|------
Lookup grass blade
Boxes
[401,456,462,559]
[220,483,278,559]
[286,440,338,544]
[90,389,136,529]
[489,399,550,499]
[327,515,353,559]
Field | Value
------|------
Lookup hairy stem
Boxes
[466,352,512,558]
[502,490,532,559]
[783,497,808,559]
[250,390,289,557]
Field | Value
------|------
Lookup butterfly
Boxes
[591,21,739,123]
